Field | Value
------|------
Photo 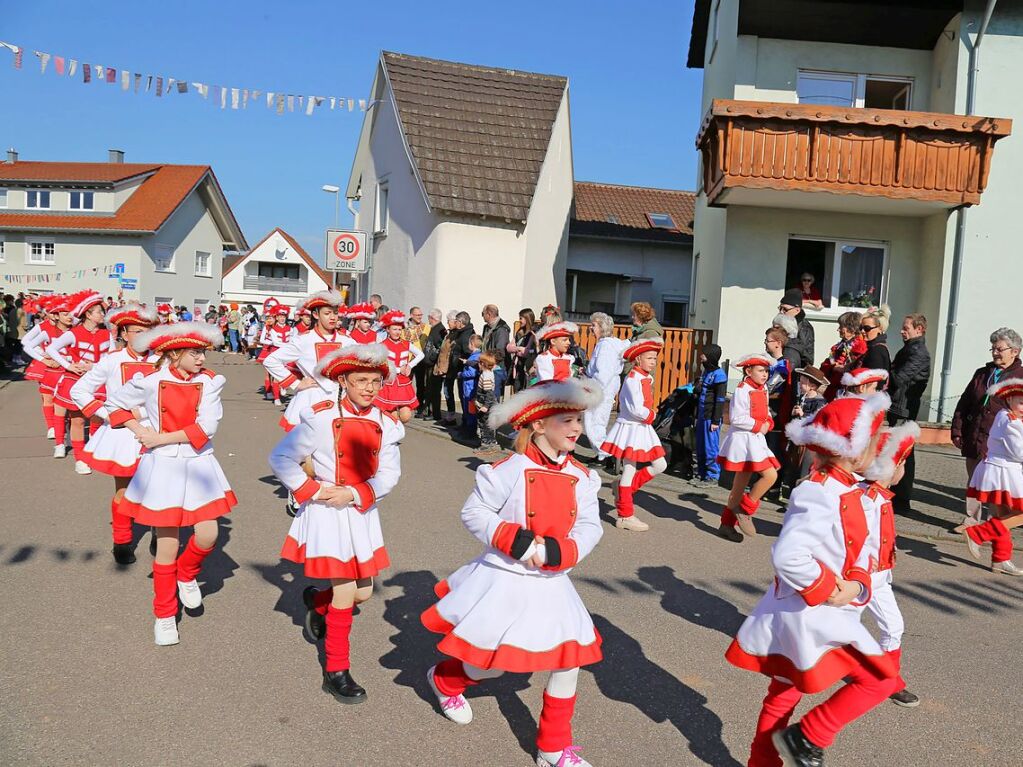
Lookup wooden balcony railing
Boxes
[697,100,1012,207]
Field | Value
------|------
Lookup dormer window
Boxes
[27,190,51,210]
[69,191,94,210]
[646,212,677,230]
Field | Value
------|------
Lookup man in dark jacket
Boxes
[888,313,932,510]
[446,312,476,433]
[779,289,815,367]
[480,304,511,397]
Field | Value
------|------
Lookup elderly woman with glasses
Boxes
[857,305,892,376]
[795,272,824,311]
[952,327,1023,505]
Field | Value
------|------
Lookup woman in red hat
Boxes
[269,344,404,704]
[22,295,73,439]
[601,337,667,532]
[104,322,236,646]
[534,322,578,382]
[716,354,781,542]
[46,291,112,474]
[259,305,294,405]
[69,303,159,565]
[375,309,424,423]
[726,392,900,767]
[421,378,605,767]
[347,302,379,344]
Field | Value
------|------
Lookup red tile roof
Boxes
[571,181,696,243]
[0,161,162,184]
[224,227,332,286]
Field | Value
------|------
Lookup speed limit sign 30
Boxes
[325,229,369,272]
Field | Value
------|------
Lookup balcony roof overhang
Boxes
[714,187,957,217]
[688,0,964,69]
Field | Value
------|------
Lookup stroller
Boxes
[652,385,697,479]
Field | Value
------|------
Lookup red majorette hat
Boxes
[841,367,889,388]
[346,302,376,320]
[623,336,664,361]
[274,304,291,317]
[536,321,578,343]
[490,378,603,430]
[733,353,774,370]
[263,297,280,313]
[315,343,393,380]
[379,309,407,327]
[785,391,890,457]
[298,289,344,313]
[987,377,1023,401]
[132,321,225,354]
[39,295,66,313]
[863,421,920,483]
[106,302,159,331]
[67,290,104,318]
[156,302,174,315]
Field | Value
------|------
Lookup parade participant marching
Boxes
[601,337,667,532]
[268,344,404,704]
[716,354,781,542]
[841,367,888,397]
[259,305,294,405]
[70,303,160,565]
[422,378,604,767]
[726,392,899,767]
[156,303,175,325]
[862,421,922,708]
[375,309,425,423]
[958,378,1023,575]
[22,295,71,439]
[295,306,314,334]
[534,322,578,382]
[46,291,112,474]
[347,302,380,344]
[104,322,236,646]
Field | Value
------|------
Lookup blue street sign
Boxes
[108,274,120,278]
[114,263,125,274]
[120,279,137,291]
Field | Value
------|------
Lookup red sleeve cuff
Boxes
[799,561,837,606]
[183,423,210,451]
[351,481,376,512]
[752,418,768,431]
[108,409,134,428]
[844,567,872,607]
[293,478,321,505]
[81,399,104,418]
[491,521,521,556]
[643,411,656,425]
[280,373,298,389]
[543,537,579,571]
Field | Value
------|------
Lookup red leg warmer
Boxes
[799,664,897,749]
[631,467,655,491]
[740,493,760,515]
[271,380,282,400]
[324,605,354,672]
[536,692,577,753]
[749,678,802,767]
[53,413,66,445]
[152,561,179,618]
[176,536,214,583]
[111,498,133,545]
[71,440,85,461]
[888,648,906,693]
[433,658,480,698]
[989,518,1013,563]
[616,485,635,518]
[42,403,55,430]
[721,507,738,528]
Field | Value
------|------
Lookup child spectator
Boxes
[245,315,261,360]
[459,334,483,437]
[784,366,829,487]
[694,344,727,487]
[474,351,500,454]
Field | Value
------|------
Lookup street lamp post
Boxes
[321,184,341,291]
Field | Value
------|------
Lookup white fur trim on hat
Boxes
[863,421,921,483]
[490,377,603,429]
[733,353,774,370]
[314,342,395,380]
[105,302,159,332]
[785,392,891,458]
[986,376,1023,400]
[132,321,225,354]
[536,321,579,342]
[298,290,344,313]
[841,368,889,387]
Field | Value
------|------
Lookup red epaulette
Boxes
[198,368,216,378]
[566,455,589,473]
[808,470,829,485]
[489,454,514,469]
[311,400,334,413]
[380,409,399,423]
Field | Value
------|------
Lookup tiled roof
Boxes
[225,227,332,286]
[0,161,162,184]
[571,181,696,243]
[382,51,567,222]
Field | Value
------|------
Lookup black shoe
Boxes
[322,670,367,704]
[601,457,618,474]
[889,688,920,708]
[285,497,298,517]
[772,724,824,767]
[302,586,326,640]
[716,523,744,543]
[149,532,157,557]
[112,542,136,565]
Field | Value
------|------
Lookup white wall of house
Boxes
[0,232,144,297]
[221,231,330,308]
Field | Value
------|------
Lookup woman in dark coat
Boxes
[857,305,892,375]
[508,308,538,392]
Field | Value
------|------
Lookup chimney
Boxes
[108,149,125,163]
[6,148,17,164]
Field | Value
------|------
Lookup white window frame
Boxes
[0,188,7,208]
[790,235,890,318]
[797,70,914,110]
[152,243,175,273]
[27,238,56,265]
[194,250,211,278]
[69,190,95,211]
[26,190,52,210]
[374,182,389,236]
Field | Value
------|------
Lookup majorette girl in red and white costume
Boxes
[840,367,889,397]
[104,322,237,646]
[862,421,922,708]
[958,378,1023,576]
[422,379,604,767]
[46,291,112,474]
[269,344,404,705]
[22,295,73,439]
[375,309,424,423]
[264,290,355,432]
[725,392,900,767]
[601,337,667,533]
[716,354,781,542]
[534,322,578,382]
[347,302,380,344]
[259,304,294,405]
[69,302,160,566]
[156,303,176,324]
[295,305,314,334]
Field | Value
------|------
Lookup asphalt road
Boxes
[1,354,1020,767]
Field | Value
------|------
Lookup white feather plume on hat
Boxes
[132,321,225,354]
[105,302,159,332]
[536,321,578,342]
[785,391,890,458]
[298,289,344,313]
[863,421,921,483]
[490,377,603,429]
[314,342,396,381]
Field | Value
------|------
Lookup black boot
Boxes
[149,531,157,557]
[302,586,326,640]
[772,724,825,767]
[322,670,367,704]
[112,542,136,565]
[716,523,744,543]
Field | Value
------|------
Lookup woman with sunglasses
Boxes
[857,306,892,378]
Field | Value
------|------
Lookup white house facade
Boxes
[0,151,247,315]
[221,227,333,309]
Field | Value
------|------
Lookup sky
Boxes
[0,0,703,261]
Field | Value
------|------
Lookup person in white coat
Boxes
[582,312,627,471]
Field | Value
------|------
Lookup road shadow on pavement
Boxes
[588,613,743,767]
[637,566,745,638]
[632,490,721,535]
[256,474,289,500]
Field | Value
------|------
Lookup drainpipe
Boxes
[937,0,998,421]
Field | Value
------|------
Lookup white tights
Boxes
[463,664,580,698]
[618,457,668,488]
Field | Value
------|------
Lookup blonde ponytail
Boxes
[513,428,532,454]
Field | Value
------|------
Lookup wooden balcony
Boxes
[697,100,1012,211]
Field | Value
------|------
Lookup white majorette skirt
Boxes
[600,419,665,463]
[83,424,142,477]
[280,499,390,580]
[119,452,237,527]
[717,431,781,473]
[376,375,419,411]
[422,559,603,673]
[968,460,1023,512]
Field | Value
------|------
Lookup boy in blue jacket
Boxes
[694,344,727,486]
[458,335,483,437]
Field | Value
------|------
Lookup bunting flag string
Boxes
[0,38,370,117]
[2,262,125,285]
